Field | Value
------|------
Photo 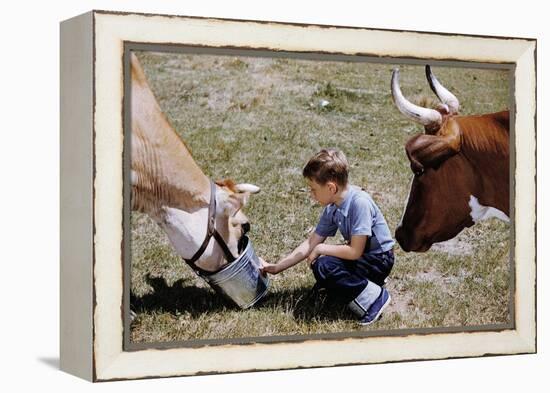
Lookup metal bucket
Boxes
[202,236,269,309]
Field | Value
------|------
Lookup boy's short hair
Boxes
[303,148,349,186]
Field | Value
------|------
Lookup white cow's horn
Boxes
[391,68,442,128]
[425,65,460,115]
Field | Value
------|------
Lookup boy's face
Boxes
[306,178,336,206]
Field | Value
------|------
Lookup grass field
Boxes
[130,51,511,344]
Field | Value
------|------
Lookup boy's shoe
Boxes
[358,288,391,326]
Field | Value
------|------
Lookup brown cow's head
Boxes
[392,66,476,252]
[395,157,477,252]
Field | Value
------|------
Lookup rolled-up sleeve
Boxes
[315,207,338,237]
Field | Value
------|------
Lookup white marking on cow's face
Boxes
[468,195,510,223]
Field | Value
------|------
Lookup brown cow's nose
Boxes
[242,222,251,234]
[395,225,430,252]
[395,225,411,252]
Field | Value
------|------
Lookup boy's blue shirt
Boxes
[315,185,395,255]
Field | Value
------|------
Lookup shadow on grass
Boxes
[131,275,353,322]
[131,275,235,317]
[260,286,354,323]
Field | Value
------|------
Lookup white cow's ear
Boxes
[221,193,248,217]
[234,191,252,208]
[235,183,260,194]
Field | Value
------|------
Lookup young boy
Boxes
[261,148,395,325]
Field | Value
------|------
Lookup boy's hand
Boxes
[259,258,281,275]
[307,245,323,265]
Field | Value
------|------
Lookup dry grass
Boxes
[130,51,511,344]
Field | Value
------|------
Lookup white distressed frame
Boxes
[62,10,536,381]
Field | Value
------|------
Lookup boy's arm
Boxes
[307,235,367,264]
[261,232,326,275]
[308,195,372,263]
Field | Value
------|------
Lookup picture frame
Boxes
[60,10,536,382]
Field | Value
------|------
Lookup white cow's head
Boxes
[158,179,260,272]
[214,179,260,255]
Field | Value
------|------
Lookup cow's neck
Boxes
[466,152,508,213]
[132,122,211,211]
[131,59,211,214]
[459,117,510,215]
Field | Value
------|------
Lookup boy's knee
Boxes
[311,256,340,280]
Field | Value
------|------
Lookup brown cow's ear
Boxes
[405,123,461,173]
[405,142,425,175]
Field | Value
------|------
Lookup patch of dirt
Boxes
[385,282,429,324]
[430,232,474,256]
[412,268,465,294]
[387,289,412,315]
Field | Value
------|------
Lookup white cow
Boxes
[131,53,260,273]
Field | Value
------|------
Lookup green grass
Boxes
[130,51,511,344]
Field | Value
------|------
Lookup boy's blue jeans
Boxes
[310,249,394,303]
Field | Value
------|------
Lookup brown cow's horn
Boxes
[425,65,460,115]
[391,68,442,128]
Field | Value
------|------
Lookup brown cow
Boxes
[131,53,260,272]
[392,65,509,252]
